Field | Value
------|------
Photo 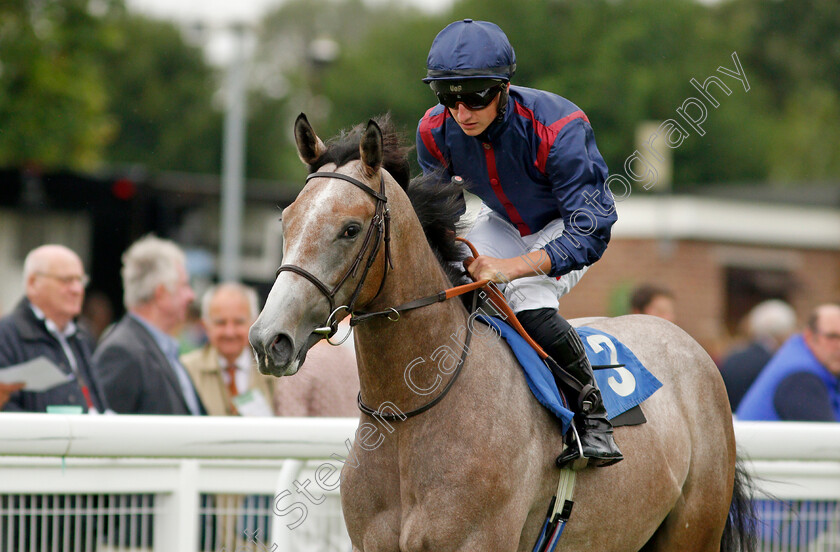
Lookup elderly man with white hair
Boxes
[720,299,797,412]
[0,244,109,412]
[180,283,275,416]
[93,235,204,415]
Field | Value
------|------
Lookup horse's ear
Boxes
[360,119,383,177]
[294,113,327,165]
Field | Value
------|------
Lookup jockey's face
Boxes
[447,84,506,137]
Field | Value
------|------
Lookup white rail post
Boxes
[270,459,305,550]
[154,459,200,551]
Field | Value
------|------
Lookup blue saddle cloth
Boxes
[478,316,663,433]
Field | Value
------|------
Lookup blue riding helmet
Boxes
[423,19,516,83]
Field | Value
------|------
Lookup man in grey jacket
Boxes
[0,244,108,412]
[94,235,205,415]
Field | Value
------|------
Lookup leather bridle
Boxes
[274,171,392,343]
[273,169,544,422]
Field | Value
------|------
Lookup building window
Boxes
[724,266,795,335]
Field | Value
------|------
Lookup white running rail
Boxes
[0,415,839,551]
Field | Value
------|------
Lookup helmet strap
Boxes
[495,83,510,123]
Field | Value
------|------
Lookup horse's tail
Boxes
[720,457,758,552]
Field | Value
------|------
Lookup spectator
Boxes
[629,284,677,324]
[93,235,205,415]
[181,283,274,416]
[0,244,108,412]
[274,319,360,417]
[719,299,797,412]
[737,303,840,421]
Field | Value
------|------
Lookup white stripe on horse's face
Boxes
[251,166,375,376]
[283,175,347,266]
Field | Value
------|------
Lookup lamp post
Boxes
[219,24,251,282]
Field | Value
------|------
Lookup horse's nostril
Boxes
[270,333,294,367]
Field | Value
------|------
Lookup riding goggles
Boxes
[434,84,504,110]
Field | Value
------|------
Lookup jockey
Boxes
[416,19,622,467]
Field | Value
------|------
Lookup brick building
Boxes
[556,193,840,361]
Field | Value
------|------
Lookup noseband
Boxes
[274,171,392,343]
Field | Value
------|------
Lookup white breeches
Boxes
[463,204,588,313]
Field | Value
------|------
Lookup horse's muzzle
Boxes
[249,325,299,377]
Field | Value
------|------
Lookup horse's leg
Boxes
[400,506,527,552]
[578,315,737,552]
[638,403,736,550]
[639,485,730,552]
[341,439,402,552]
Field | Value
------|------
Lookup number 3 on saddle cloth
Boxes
[477,315,663,432]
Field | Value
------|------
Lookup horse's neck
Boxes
[353,223,470,414]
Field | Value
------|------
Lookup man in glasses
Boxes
[738,303,840,421]
[0,244,109,412]
[417,20,621,467]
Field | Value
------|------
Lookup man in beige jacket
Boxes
[181,283,274,416]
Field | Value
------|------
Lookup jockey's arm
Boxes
[466,249,552,283]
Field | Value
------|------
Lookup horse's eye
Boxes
[342,223,362,239]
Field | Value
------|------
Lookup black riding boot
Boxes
[516,308,623,468]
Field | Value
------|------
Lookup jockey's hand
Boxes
[465,255,522,283]
[464,250,554,283]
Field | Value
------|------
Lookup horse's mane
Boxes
[310,115,468,285]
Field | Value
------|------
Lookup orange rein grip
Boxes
[455,236,480,258]
[451,237,549,359]
[484,283,548,359]
[444,279,490,300]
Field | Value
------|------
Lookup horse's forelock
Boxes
[310,115,411,188]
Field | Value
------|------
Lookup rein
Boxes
[357,286,480,422]
[354,239,551,422]
[274,170,545,422]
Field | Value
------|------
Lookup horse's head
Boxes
[249,114,396,376]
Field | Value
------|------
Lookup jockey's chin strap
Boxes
[274,171,392,344]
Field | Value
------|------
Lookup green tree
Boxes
[241,0,840,187]
[99,14,222,173]
[721,0,840,184]
[0,0,119,168]
[247,0,428,186]
[0,1,224,173]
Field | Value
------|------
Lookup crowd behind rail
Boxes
[1,236,838,420]
[0,236,362,418]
